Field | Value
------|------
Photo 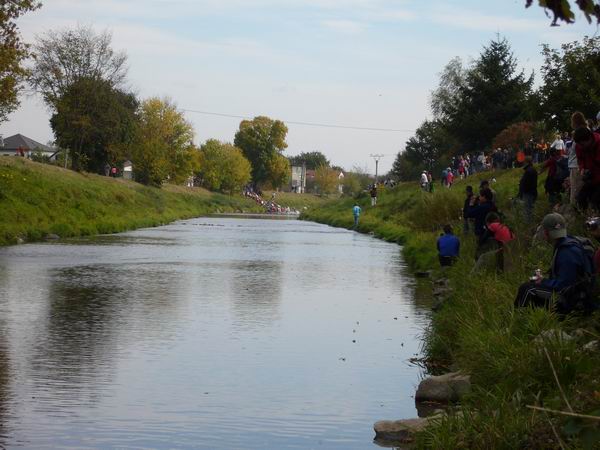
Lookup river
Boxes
[0,217,430,449]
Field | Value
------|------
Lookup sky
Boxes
[1,0,597,174]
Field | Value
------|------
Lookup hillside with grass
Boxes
[301,169,600,448]
[0,158,264,246]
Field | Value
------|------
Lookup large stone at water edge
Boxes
[374,418,429,444]
[415,372,471,403]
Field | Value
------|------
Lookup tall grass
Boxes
[301,168,600,448]
[0,158,262,245]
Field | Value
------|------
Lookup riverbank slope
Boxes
[301,170,600,448]
[0,158,265,245]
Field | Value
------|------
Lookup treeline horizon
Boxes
[390,35,600,181]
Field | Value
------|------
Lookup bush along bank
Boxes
[301,169,600,449]
[0,158,263,246]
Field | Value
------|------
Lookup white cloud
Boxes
[430,9,544,32]
[321,19,367,34]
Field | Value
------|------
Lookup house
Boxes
[290,165,307,193]
[0,134,56,160]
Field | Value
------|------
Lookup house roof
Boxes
[2,134,53,152]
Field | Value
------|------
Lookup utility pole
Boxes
[370,154,384,184]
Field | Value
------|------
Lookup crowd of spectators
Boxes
[243,187,300,215]
[434,109,600,317]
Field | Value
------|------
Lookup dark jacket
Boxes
[519,163,538,197]
[542,237,593,291]
[465,201,496,236]
[463,194,474,218]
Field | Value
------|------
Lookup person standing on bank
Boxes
[437,225,460,267]
[463,186,475,234]
[370,185,378,207]
[352,203,362,229]
[518,156,538,223]
[573,127,600,211]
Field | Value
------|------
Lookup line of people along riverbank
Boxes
[434,110,600,317]
[243,187,300,215]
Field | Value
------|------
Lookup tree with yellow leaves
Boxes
[131,98,198,186]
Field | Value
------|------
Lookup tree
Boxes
[525,0,600,25]
[288,151,329,170]
[50,77,138,173]
[538,36,600,130]
[131,98,196,186]
[0,1,41,123]
[390,153,420,182]
[233,116,288,187]
[492,121,550,150]
[198,139,251,194]
[314,165,339,196]
[447,37,533,151]
[430,57,467,122]
[265,153,290,190]
[399,120,457,177]
[30,25,128,109]
[342,172,362,196]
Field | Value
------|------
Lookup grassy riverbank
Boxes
[301,170,600,448]
[0,158,264,245]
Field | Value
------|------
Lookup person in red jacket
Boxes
[573,127,600,211]
[485,212,515,245]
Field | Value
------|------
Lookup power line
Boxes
[181,108,414,133]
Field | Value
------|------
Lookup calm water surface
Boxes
[0,217,430,449]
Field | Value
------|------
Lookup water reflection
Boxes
[230,260,283,329]
[0,218,430,449]
[0,332,10,443]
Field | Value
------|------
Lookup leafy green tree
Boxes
[342,172,362,196]
[447,37,533,151]
[31,25,128,109]
[131,98,196,186]
[265,153,290,190]
[390,153,420,182]
[525,0,600,25]
[314,165,339,196]
[396,120,456,179]
[50,77,138,173]
[198,139,251,194]
[288,151,329,170]
[233,116,288,187]
[222,150,252,194]
[0,1,41,123]
[430,57,467,122]
[538,36,600,130]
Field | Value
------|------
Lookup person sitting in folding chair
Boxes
[514,213,597,315]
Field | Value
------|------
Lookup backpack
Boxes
[555,236,597,309]
[553,157,569,183]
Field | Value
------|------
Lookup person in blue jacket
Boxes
[352,204,362,229]
[437,225,460,266]
[514,213,596,314]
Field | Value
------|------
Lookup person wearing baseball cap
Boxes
[514,213,597,314]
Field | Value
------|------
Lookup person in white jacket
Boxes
[550,133,565,154]
[420,171,428,190]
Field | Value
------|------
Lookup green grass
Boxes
[0,158,262,245]
[301,169,600,449]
